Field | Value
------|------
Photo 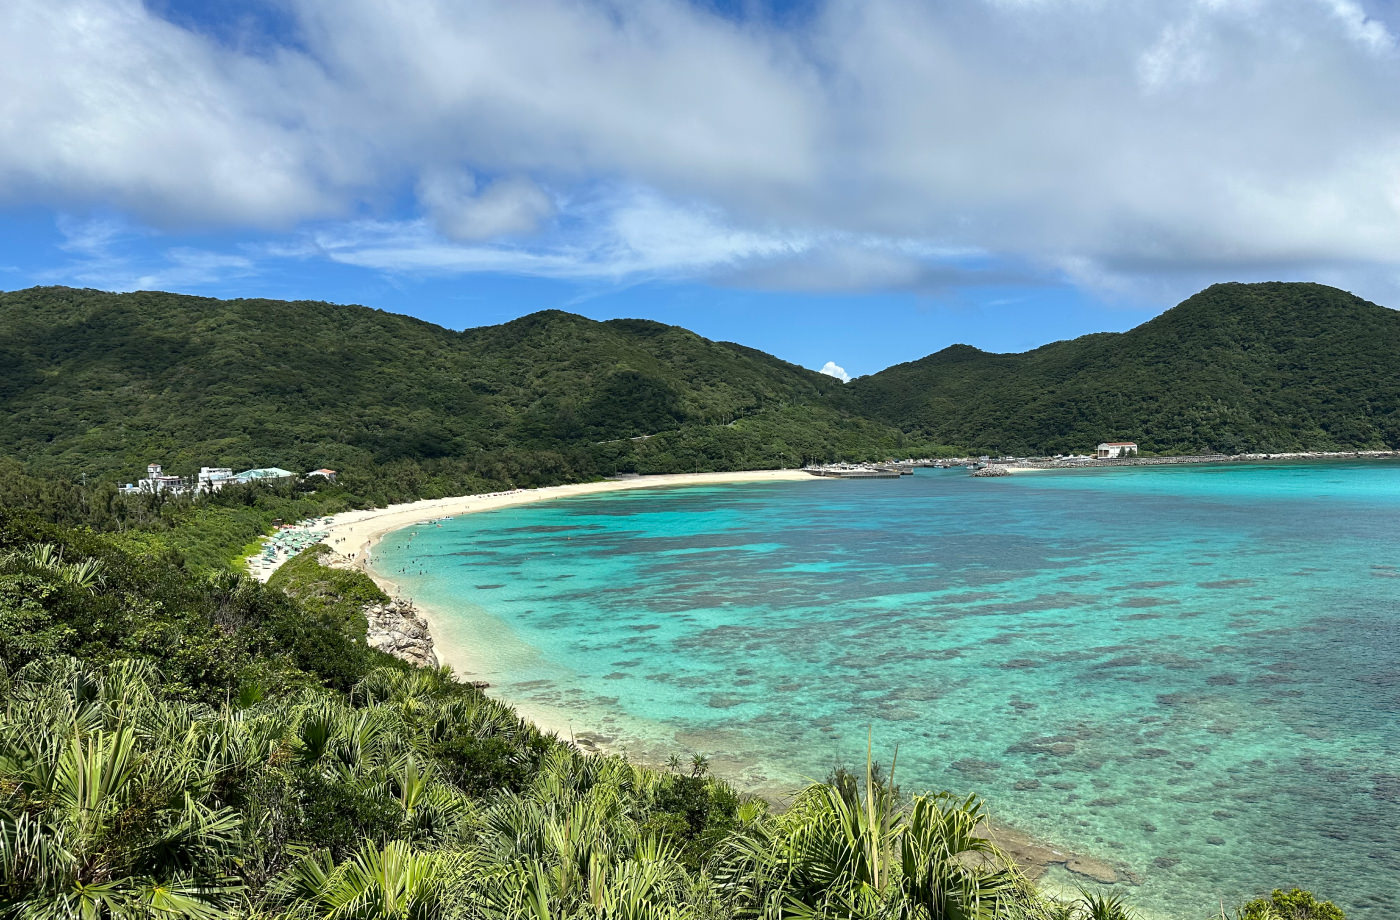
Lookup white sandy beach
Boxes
[319,469,816,567]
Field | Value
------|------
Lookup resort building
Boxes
[122,463,186,495]
[1095,442,1139,459]
[233,467,297,484]
[307,468,338,481]
[122,463,302,496]
[197,467,234,493]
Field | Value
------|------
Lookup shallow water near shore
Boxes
[377,462,1400,919]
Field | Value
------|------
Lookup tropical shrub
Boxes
[1232,889,1345,920]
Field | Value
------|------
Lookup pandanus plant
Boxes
[0,542,106,593]
[274,840,468,920]
[711,740,1023,920]
[0,659,246,918]
[469,750,693,920]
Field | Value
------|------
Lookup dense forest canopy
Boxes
[3,281,1399,493]
[849,282,1400,455]
[0,286,914,484]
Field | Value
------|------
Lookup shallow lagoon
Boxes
[377,462,1400,919]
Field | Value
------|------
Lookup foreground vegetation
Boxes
[0,509,1067,919]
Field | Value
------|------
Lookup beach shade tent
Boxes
[232,467,297,484]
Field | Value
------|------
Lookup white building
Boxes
[124,463,186,495]
[1095,442,1139,459]
[198,467,234,493]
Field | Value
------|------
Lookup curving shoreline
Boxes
[314,470,817,742]
[318,468,1168,910]
[317,469,816,570]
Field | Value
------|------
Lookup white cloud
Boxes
[416,170,555,241]
[0,1,342,225]
[298,188,816,281]
[131,248,256,290]
[819,361,852,383]
[56,215,132,256]
[5,0,1400,301]
[1321,0,1396,53]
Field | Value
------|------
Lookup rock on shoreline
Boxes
[365,597,439,668]
[320,548,441,668]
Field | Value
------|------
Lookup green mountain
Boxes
[4,281,1399,485]
[850,282,1400,455]
[0,287,912,483]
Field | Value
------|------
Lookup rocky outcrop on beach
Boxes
[988,822,1127,886]
[316,547,440,668]
[365,597,439,668]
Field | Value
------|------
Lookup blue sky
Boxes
[4,1,1400,378]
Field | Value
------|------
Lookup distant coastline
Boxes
[990,449,1400,474]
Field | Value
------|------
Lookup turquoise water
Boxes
[377,463,1400,919]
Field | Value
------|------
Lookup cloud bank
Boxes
[4,0,1400,302]
[819,362,852,383]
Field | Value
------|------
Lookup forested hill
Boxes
[0,287,912,483]
[848,282,1400,455]
[4,281,1398,484]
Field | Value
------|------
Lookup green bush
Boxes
[1235,889,1345,920]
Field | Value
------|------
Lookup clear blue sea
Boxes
[376,463,1400,919]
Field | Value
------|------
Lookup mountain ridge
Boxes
[0,285,903,486]
[3,281,1399,485]
[851,281,1400,454]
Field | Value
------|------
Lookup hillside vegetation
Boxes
[4,282,1399,484]
[0,287,920,486]
[850,282,1400,455]
[5,281,1400,567]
